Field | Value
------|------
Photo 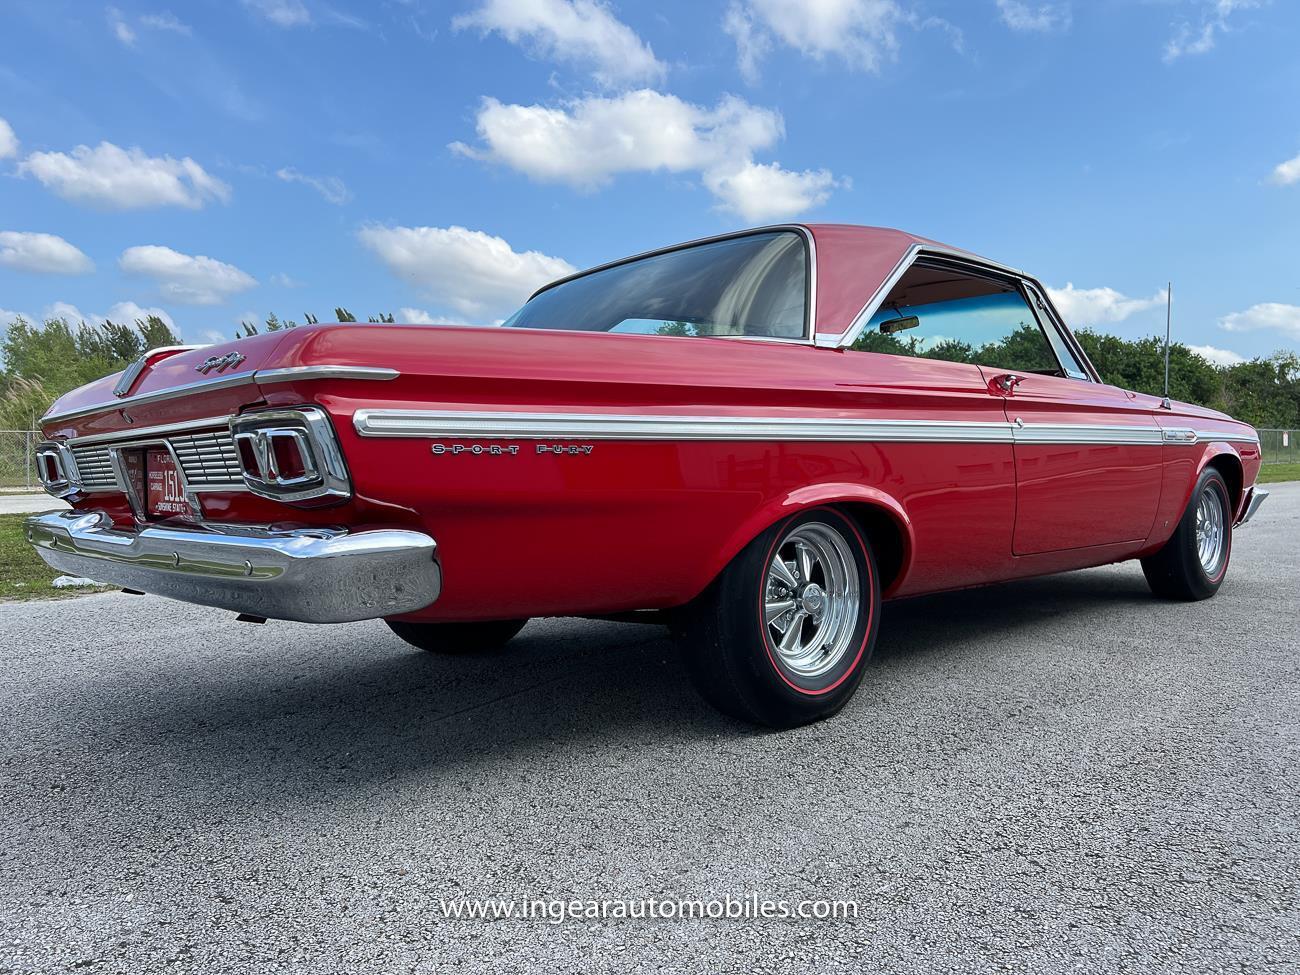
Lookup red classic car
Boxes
[28,225,1267,727]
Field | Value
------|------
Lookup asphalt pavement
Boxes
[0,494,67,515]
[2,483,1297,973]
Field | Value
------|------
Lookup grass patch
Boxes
[1258,464,1300,485]
[0,512,113,602]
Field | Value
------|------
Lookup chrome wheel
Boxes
[763,522,862,679]
[1195,485,1227,577]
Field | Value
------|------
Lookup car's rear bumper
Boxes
[25,510,440,623]
[1238,486,1269,526]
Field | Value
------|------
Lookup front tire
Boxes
[386,618,529,654]
[679,507,880,729]
[1141,467,1233,601]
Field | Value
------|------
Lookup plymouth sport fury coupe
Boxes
[28,225,1268,728]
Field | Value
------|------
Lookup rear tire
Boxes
[678,507,880,729]
[386,618,529,654]
[1141,467,1232,601]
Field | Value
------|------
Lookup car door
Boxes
[988,370,1164,554]
[988,282,1163,555]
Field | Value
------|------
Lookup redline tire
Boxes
[386,618,529,654]
[679,507,881,728]
[1141,467,1233,601]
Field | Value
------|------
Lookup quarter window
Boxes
[850,261,1080,377]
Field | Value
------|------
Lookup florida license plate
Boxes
[146,448,191,517]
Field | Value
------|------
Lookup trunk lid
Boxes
[41,331,293,440]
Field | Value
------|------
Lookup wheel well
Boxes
[838,503,908,594]
[1206,453,1243,515]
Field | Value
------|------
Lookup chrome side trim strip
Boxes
[1193,429,1261,444]
[1013,424,1166,446]
[354,409,1261,447]
[355,409,1016,443]
[255,365,400,385]
[43,365,400,425]
[26,510,440,623]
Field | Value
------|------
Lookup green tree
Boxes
[0,314,180,424]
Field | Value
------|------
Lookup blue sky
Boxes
[1,0,1297,365]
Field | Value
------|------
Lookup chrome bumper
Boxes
[25,510,440,623]
[1238,486,1269,526]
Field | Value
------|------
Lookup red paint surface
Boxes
[42,226,1263,622]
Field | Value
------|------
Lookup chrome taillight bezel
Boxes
[35,441,79,499]
[228,407,351,504]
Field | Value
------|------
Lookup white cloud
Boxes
[1219,302,1300,340]
[398,307,474,326]
[454,0,664,87]
[119,245,257,305]
[242,0,310,27]
[723,0,903,81]
[1164,0,1263,63]
[43,301,88,324]
[358,225,575,318]
[35,301,173,330]
[0,117,18,159]
[0,307,26,327]
[1187,343,1246,366]
[19,141,230,210]
[703,161,846,222]
[996,0,1071,32]
[452,89,843,219]
[275,166,351,204]
[140,12,192,34]
[108,7,136,45]
[269,272,304,287]
[1047,283,1168,325]
[1269,151,1300,186]
[0,231,94,274]
[103,301,175,329]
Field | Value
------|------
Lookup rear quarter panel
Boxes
[257,326,1019,620]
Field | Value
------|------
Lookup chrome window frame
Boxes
[516,225,818,346]
[823,243,1104,384]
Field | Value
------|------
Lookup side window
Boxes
[849,262,1070,377]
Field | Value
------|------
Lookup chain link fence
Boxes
[1258,429,1297,466]
[1,430,40,491]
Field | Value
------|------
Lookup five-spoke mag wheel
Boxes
[679,507,880,728]
[1142,466,1233,601]
[763,523,862,682]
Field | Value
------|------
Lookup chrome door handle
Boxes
[993,373,1025,394]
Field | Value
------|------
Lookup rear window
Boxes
[503,231,809,340]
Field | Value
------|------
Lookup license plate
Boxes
[146,448,191,517]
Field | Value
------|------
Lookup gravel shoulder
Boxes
[1,484,1297,973]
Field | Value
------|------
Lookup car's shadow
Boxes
[102,567,1155,796]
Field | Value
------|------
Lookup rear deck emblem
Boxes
[196,351,246,374]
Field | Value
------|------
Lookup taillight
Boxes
[229,407,350,504]
[35,442,77,498]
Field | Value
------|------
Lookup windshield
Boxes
[503,231,808,339]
